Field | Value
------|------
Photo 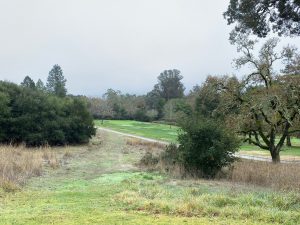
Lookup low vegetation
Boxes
[126,138,167,149]
[177,118,239,177]
[138,138,300,191]
[0,145,59,192]
[115,180,300,224]
[231,160,300,190]
[98,119,300,159]
[1,130,300,224]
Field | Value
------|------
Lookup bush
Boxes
[177,118,239,178]
[0,81,96,146]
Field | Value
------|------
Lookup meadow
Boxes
[1,130,300,225]
[96,120,300,158]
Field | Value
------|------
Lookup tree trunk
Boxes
[286,133,292,147]
[270,150,280,163]
[269,130,280,163]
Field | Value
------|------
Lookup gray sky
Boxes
[0,1,299,96]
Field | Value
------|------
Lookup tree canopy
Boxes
[36,79,46,91]
[0,80,95,146]
[156,69,185,101]
[224,0,300,37]
[21,76,35,89]
[220,37,300,163]
[46,64,67,97]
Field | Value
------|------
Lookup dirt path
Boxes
[98,127,300,164]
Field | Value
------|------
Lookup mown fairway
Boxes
[95,120,179,142]
[1,130,300,225]
[96,120,300,158]
[240,141,300,157]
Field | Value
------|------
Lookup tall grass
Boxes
[0,145,59,191]
[126,138,167,149]
[231,160,300,190]
[140,148,300,190]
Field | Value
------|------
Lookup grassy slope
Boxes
[96,120,300,157]
[1,131,300,225]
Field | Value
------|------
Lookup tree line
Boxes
[87,35,300,164]
[86,69,190,123]
[0,65,95,146]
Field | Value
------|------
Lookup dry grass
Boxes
[139,151,187,179]
[126,138,166,149]
[230,159,300,190]
[0,145,60,191]
[139,148,300,190]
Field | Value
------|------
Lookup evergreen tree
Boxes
[21,76,35,89]
[46,65,67,97]
[36,79,46,91]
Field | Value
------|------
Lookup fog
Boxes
[0,0,299,96]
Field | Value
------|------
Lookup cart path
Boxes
[97,127,300,164]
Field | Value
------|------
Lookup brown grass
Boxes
[139,151,187,178]
[230,159,300,190]
[139,147,300,190]
[126,138,166,149]
[0,145,59,191]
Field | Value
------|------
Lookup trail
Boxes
[98,127,170,145]
[98,127,300,164]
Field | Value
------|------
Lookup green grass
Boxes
[240,137,300,157]
[96,120,300,157]
[1,131,300,224]
[240,144,300,156]
[95,120,179,142]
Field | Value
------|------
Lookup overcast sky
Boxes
[0,1,299,96]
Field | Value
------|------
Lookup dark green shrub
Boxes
[0,81,96,146]
[177,118,239,178]
[134,108,150,122]
[63,98,96,144]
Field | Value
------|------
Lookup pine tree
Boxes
[36,79,46,91]
[46,65,67,97]
[21,76,35,89]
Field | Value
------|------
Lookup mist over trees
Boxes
[86,69,187,122]
[85,38,300,164]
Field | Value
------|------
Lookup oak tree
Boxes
[224,0,300,37]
